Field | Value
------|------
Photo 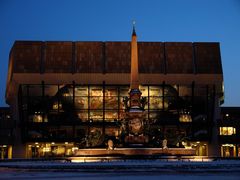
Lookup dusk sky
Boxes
[0,0,240,107]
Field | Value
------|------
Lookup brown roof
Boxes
[10,41,223,74]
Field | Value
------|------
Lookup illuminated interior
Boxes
[18,83,214,157]
[221,144,236,157]
[219,127,236,135]
[26,142,75,158]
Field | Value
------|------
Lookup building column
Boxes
[11,96,26,158]
[208,95,221,156]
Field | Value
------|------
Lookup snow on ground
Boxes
[1,160,240,179]
[0,170,239,180]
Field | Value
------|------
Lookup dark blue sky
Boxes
[0,0,240,106]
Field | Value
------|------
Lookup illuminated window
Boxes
[149,97,163,109]
[219,127,236,135]
[90,97,103,109]
[89,111,103,121]
[75,86,88,96]
[139,86,148,96]
[149,86,163,96]
[32,115,42,122]
[105,96,118,109]
[75,97,88,109]
[179,110,192,122]
[77,111,88,121]
[105,110,118,121]
[90,87,103,96]
[179,114,192,122]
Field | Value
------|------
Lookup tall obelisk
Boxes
[130,21,139,90]
[124,22,148,144]
[129,22,142,111]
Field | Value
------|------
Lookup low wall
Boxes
[74,148,196,156]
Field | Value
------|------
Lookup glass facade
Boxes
[19,83,215,150]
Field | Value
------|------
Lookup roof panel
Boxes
[194,43,222,74]
[165,42,193,74]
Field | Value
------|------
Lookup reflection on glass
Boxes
[75,86,88,96]
[90,87,103,96]
[119,98,126,109]
[75,97,88,109]
[105,111,118,121]
[77,111,88,121]
[105,127,119,136]
[105,96,118,109]
[149,97,163,109]
[90,111,103,120]
[52,102,62,110]
[119,110,125,119]
[105,87,118,96]
[179,114,192,122]
[90,97,103,109]
[149,112,159,119]
[149,86,163,96]
[120,87,129,96]
[32,115,43,122]
[179,109,192,122]
[142,96,148,109]
[45,85,58,96]
[140,86,148,96]
[179,85,192,97]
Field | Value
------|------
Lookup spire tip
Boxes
[132,20,136,36]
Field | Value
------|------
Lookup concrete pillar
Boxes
[208,96,221,156]
[11,96,27,158]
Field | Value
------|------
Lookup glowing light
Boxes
[43,147,51,152]
[35,142,38,145]
[222,144,234,147]
[72,147,79,152]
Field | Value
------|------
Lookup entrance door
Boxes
[221,145,236,157]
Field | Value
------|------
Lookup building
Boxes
[5,27,224,158]
[0,107,13,159]
[218,107,240,157]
